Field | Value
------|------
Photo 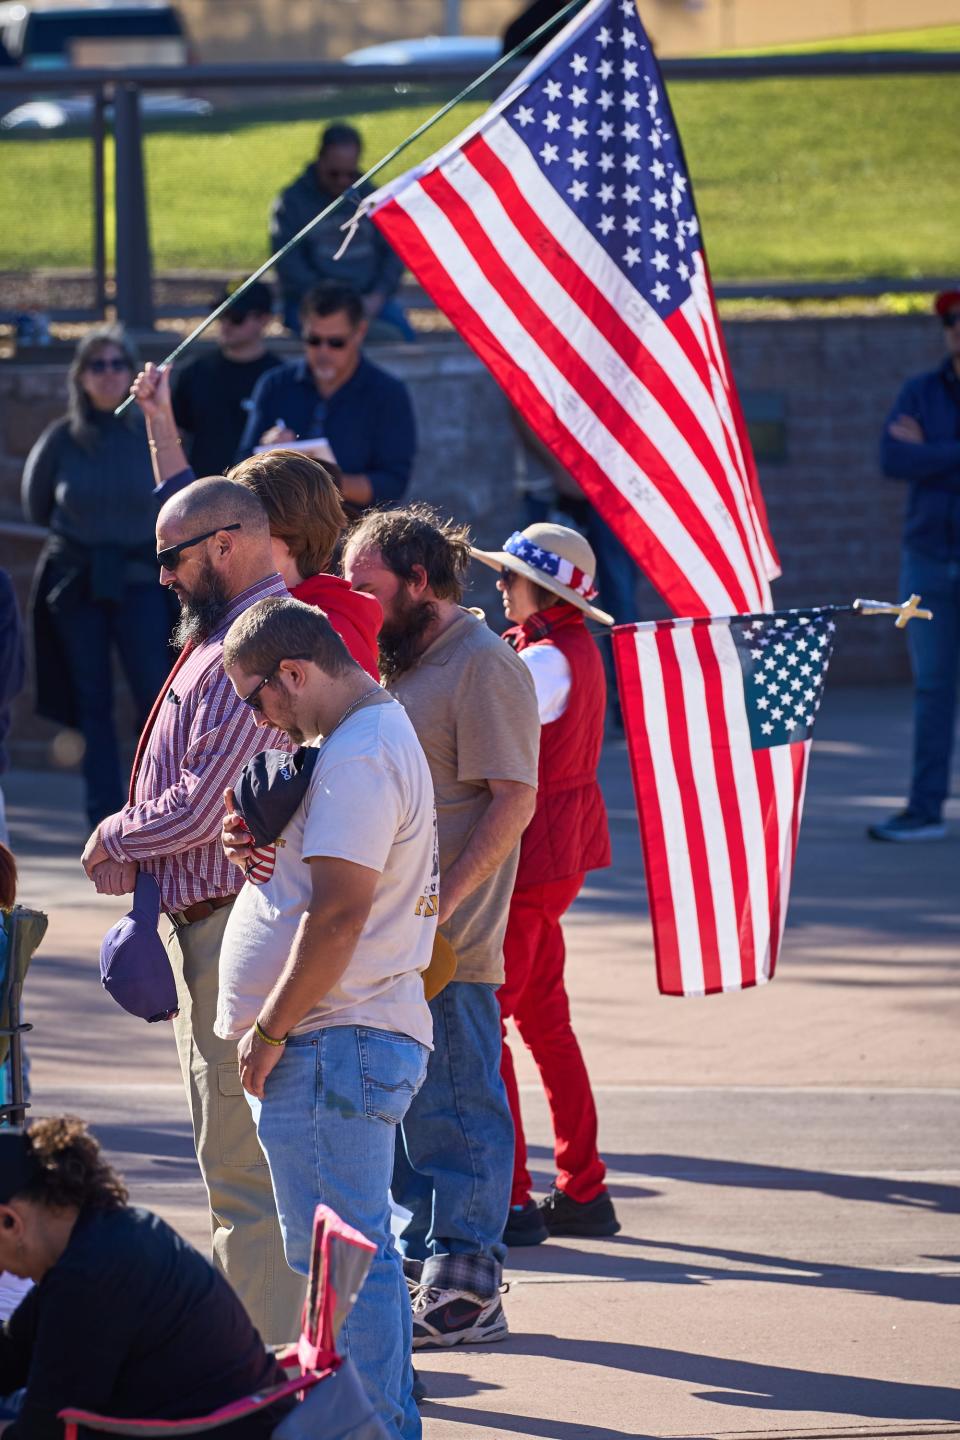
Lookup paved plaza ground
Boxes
[6,684,959,1440]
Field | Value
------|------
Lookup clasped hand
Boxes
[221,788,254,871]
[81,826,137,895]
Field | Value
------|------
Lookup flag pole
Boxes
[590,595,933,642]
[114,0,587,416]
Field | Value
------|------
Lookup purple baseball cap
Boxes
[100,873,179,1023]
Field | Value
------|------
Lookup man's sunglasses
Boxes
[242,669,277,712]
[157,523,241,571]
[303,334,349,350]
[942,313,960,329]
[85,357,131,375]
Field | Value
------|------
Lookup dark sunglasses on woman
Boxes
[86,357,131,375]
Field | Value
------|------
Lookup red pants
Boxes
[498,874,606,1208]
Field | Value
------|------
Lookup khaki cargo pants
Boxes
[164,903,305,1344]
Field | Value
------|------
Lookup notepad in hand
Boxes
[253,437,337,464]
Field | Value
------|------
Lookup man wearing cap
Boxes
[870,290,960,842]
[171,282,282,477]
[473,524,619,1247]
[79,478,306,1345]
[342,505,540,1349]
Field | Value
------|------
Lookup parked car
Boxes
[0,1,211,129]
[0,1,193,68]
[343,35,501,69]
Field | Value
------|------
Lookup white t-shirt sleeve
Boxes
[519,644,572,724]
[302,754,403,874]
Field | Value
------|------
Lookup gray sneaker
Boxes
[867,810,946,842]
[411,1285,509,1349]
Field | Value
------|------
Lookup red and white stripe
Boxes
[613,618,808,996]
[368,119,779,619]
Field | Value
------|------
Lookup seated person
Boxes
[131,364,384,677]
[270,122,413,341]
[0,1118,293,1439]
[237,282,417,512]
[171,281,283,476]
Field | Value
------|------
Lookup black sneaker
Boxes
[538,1186,621,1237]
[412,1369,427,1405]
[411,1285,509,1349]
[867,809,946,842]
[402,1255,423,1301]
[503,1200,550,1247]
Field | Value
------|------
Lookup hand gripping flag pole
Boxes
[113,0,586,416]
[610,597,931,999]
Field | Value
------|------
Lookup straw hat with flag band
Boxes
[471,523,615,627]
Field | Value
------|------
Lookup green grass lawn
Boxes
[2,59,958,281]
[715,22,960,54]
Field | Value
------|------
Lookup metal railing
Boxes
[2,49,958,331]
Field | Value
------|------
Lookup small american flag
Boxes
[363,0,779,618]
[613,608,838,996]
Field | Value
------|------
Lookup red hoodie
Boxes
[291,573,382,680]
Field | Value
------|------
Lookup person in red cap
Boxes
[870,289,960,842]
[472,523,620,1245]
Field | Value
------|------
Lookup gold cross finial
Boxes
[852,594,933,627]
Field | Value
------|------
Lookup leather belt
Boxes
[168,894,235,930]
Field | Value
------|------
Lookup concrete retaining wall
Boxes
[0,312,942,770]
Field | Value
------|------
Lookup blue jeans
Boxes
[52,582,172,826]
[392,982,513,1294]
[901,550,960,820]
[248,1025,428,1440]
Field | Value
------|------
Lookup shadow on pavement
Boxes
[508,1233,958,1306]
[481,1338,960,1422]
[420,1400,655,1439]
[524,1152,960,1214]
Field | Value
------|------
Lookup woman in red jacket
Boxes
[473,523,620,1246]
[131,364,382,676]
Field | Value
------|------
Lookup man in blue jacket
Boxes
[238,281,417,513]
[870,290,960,842]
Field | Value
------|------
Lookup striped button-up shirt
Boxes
[100,574,290,912]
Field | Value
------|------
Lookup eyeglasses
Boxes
[157,523,241,571]
[499,567,516,586]
[241,670,277,712]
[85,357,131,375]
[942,313,960,329]
[303,334,349,350]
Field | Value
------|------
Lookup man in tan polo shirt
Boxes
[343,504,540,1348]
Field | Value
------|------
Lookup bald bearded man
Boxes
[80,478,306,1344]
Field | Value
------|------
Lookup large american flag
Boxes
[613,609,837,996]
[363,0,779,617]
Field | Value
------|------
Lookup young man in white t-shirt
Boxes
[216,596,436,1440]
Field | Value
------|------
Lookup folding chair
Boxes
[59,1205,389,1440]
[0,905,47,1127]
